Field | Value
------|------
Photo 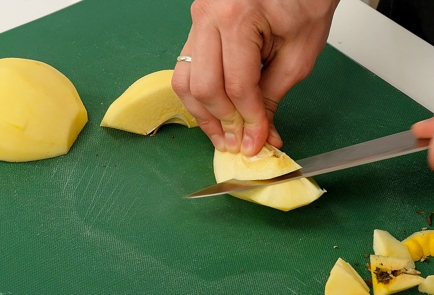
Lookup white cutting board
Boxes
[0,0,81,34]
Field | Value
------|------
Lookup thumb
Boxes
[259,46,317,149]
[259,46,316,103]
[412,117,434,139]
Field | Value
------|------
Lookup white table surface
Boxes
[1,0,433,113]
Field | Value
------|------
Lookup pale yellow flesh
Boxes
[370,255,424,295]
[402,230,434,262]
[325,258,370,295]
[419,275,434,294]
[213,144,325,211]
[373,229,415,269]
[100,70,197,135]
[0,58,88,162]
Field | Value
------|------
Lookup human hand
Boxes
[412,117,434,169]
[172,0,339,156]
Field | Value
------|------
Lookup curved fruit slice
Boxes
[100,70,197,135]
[419,275,434,294]
[373,229,415,269]
[0,58,88,162]
[213,144,325,211]
[325,257,370,295]
[370,255,423,295]
[402,230,434,262]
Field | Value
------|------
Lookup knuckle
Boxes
[263,98,279,114]
[215,2,241,22]
[216,2,260,31]
[171,73,190,97]
[190,82,213,102]
[190,0,209,22]
[196,116,214,128]
[224,80,246,101]
[281,57,315,88]
[221,115,244,129]
[292,55,316,81]
[296,60,315,81]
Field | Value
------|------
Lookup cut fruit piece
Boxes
[215,143,302,181]
[373,229,415,269]
[402,230,434,262]
[325,257,370,295]
[370,255,424,295]
[100,70,197,135]
[213,144,325,211]
[419,275,434,294]
[0,57,88,162]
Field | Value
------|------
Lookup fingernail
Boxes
[241,134,254,155]
[224,132,239,152]
[210,134,225,151]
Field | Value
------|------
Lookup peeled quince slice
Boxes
[213,143,325,211]
[100,70,197,135]
[419,275,434,294]
[324,257,370,295]
[373,229,415,269]
[0,57,88,162]
[370,255,424,295]
[402,230,434,262]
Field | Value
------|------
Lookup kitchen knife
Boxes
[184,130,430,199]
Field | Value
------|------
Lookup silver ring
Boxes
[177,55,192,63]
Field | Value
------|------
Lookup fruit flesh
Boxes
[213,144,325,211]
[370,255,424,295]
[402,230,434,262]
[419,275,434,294]
[324,258,370,295]
[100,70,197,135]
[0,58,87,162]
[373,229,415,269]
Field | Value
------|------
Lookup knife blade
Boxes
[184,130,430,199]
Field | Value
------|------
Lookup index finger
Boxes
[219,18,269,156]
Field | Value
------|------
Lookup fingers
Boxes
[189,6,244,153]
[260,41,317,102]
[265,109,283,149]
[172,37,226,151]
[411,117,434,138]
[429,138,434,170]
[219,16,269,156]
[174,1,271,156]
[411,117,434,170]
[257,40,321,151]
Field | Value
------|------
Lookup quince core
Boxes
[370,255,424,295]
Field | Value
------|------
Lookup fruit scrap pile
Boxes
[325,229,434,295]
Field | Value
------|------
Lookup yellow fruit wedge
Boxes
[213,143,325,211]
[402,230,434,262]
[373,229,415,269]
[100,70,197,135]
[370,255,424,295]
[0,58,87,162]
[324,257,370,295]
[419,275,434,294]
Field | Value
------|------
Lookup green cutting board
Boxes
[1,1,433,294]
